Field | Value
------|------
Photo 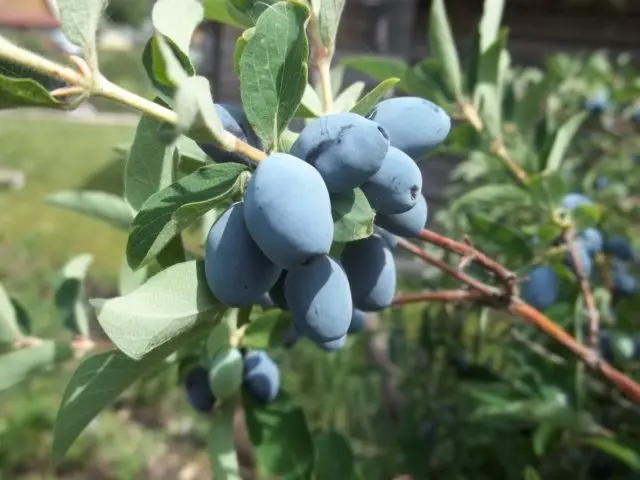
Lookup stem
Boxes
[511,301,640,404]
[399,232,640,404]
[491,138,529,184]
[418,229,517,293]
[397,239,499,296]
[564,227,600,350]
[309,12,333,113]
[458,100,529,184]
[0,35,266,164]
[94,75,178,124]
[509,329,566,366]
[0,36,89,87]
[392,290,482,306]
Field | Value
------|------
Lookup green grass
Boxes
[0,116,135,277]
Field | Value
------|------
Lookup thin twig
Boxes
[50,85,85,98]
[510,301,640,404]
[564,227,600,350]
[308,11,333,113]
[398,236,640,404]
[417,229,517,294]
[0,35,267,164]
[458,100,529,184]
[392,290,482,306]
[397,239,501,297]
[509,329,566,365]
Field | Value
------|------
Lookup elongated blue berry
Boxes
[244,153,334,269]
[368,97,451,160]
[290,112,390,193]
[342,234,397,311]
[285,255,353,343]
[375,194,428,238]
[204,202,281,307]
[361,146,423,215]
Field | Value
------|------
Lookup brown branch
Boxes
[564,227,600,350]
[397,239,500,297]
[392,290,482,306]
[417,228,517,294]
[398,236,640,404]
[511,301,640,404]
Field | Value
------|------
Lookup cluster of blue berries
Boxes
[200,97,451,352]
[522,192,637,313]
[183,348,281,413]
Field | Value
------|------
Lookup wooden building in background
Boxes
[0,0,59,29]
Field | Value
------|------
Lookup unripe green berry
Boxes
[208,346,244,400]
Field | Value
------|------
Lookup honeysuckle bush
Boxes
[1,0,640,479]
[340,2,640,478]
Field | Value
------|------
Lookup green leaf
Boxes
[278,129,300,153]
[0,283,21,344]
[243,390,314,479]
[333,81,365,113]
[177,136,209,164]
[239,1,310,147]
[227,0,279,26]
[52,322,209,465]
[10,297,31,336]
[473,30,508,137]
[208,402,242,480]
[127,162,247,270]
[341,56,407,84]
[580,437,640,471]
[296,83,323,118]
[451,184,529,213]
[331,188,375,243]
[478,0,506,52]
[314,431,355,480]
[233,28,255,77]
[206,319,233,357]
[349,77,400,116]
[428,0,462,98]
[142,33,192,98]
[310,0,346,50]
[527,172,568,211]
[45,190,133,231]
[523,466,543,480]
[515,77,549,136]
[125,113,178,213]
[0,60,62,109]
[532,423,558,456]
[328,64,346,98]
[93,260,226,360]
[466,214,531,261]
[0,340,73,391]
[570,204,604,232]
[202,0,244,27]
[244,310,292,349]
[152,0,204,56]
[54,254,94,337]
[56,0,105,51]
[542,112,588,174]
[118,256,149,296]
[174,76,231,146]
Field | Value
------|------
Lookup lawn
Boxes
[0,114,216,479]
[0,116,136,279]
